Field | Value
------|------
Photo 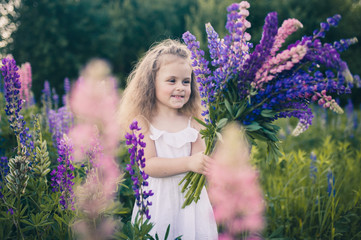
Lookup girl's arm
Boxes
[142,122,210,178]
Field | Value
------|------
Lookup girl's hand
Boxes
[188,152,213,175]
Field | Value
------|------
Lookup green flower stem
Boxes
[181,130,215,208]
[16,193,24,240]
[16,135,21,155]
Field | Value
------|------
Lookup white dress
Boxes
[131,120,218,240]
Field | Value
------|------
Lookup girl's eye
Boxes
[168,79,176,83]
[183,80,190,84]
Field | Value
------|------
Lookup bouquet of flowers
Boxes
[180,1,359,207]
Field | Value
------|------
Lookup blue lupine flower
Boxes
[0,156,9,178]
[1,58,34,156]
[48,106,73,146]
[125,121,153,220]
[41,80,52,116]
[50,135,75,210]
[52,88,59,110]
[0,156,9,199]
[7,208,14,215]
[62,77,71,105]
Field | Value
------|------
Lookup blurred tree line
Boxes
[1,0,360,104]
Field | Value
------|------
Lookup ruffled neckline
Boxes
[149,124,199,148]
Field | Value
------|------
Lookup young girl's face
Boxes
[154,54,192,112]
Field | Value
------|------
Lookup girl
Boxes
[118,39,218,239]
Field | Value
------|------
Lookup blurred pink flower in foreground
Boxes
[207,123,265,240]
[69,59,122,240]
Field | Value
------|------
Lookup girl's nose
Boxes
[176,83,184,91]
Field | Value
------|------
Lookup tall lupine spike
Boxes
[69,59,122,238]
[64,77,70,94]
[270,18,303,56]
[63,77,71,106]
[208,123,264,238]
[19,62,32,108]
[50,134,75,210]
[1,58,34,156]
[125,121,153,220]
[238,12,278,95]
[183,31,214,117]
[225,1,251,36]
[333,37,358,53]
[311,90,344,114]
[52,88,59,110]
[224,1,251,70]
[313,14,341,38]
[6,155,30,195]
[206,23,223,67]
[1,58,23,134]
[254,44,308,88]
[32,115,51,180]
[41,80,52,117]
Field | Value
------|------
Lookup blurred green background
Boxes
[1,0,360,104]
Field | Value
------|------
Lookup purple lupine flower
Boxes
[50,135,75,210]
[125,121,153,220]
[0,156,9,199]
[1,58,34,155]
[238,11,278,95]
[64,77,71,94]
[7,208,14,215]
[48,106,73,146]
[41,80,52,116]
[1,58,23,134]
[52,88,59,110]
[63,77,71,106]
[0,156,10,178]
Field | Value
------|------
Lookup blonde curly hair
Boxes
[117,39,201,134]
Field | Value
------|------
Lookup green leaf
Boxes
[215,131,223,142]
[261,109,276,118]
[20,205,28,217]
[20,219,34,226]
[224,99,234,117]
[41,168,51,177]
[193,117,208,128]
[216,118,228,130]
[164,224,170,240]
[244,122,262,131]
[53,213,66,228]
[235,102,247,118]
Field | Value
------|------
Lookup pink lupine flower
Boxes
[69,59,122,239]
[18,62,32,107]
[68,123,98,162]
[255,44,307,87]
[271,18,303,56]
[311,90,343,114]
[207,123,265,239]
